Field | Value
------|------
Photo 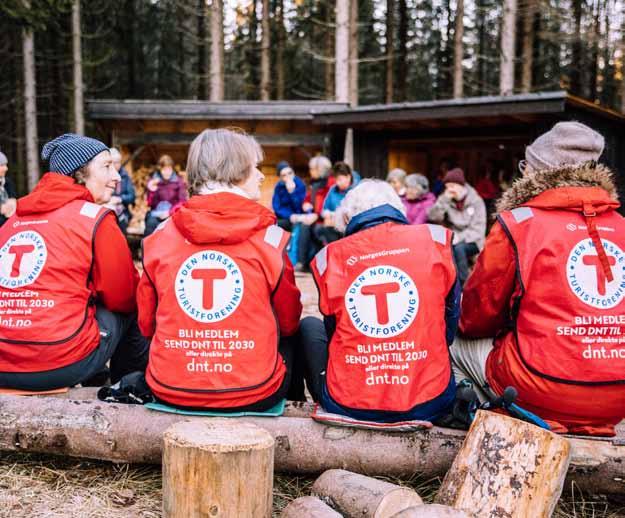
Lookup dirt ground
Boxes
[0,275,624,517]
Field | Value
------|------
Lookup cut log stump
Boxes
[162,420,274,518]
[391,504,470,517]
[312,469,422,517]
[436,410,571,518]
[281,496,343,517]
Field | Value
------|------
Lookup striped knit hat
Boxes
[41,133,109,176]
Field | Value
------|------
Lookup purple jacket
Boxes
[402,192,436,225]
[147,173,187,210]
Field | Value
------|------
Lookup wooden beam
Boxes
[115,133,330,148]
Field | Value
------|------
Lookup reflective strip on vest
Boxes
[510,207,534,223]
[427,224,447,245]
[315,246,328,275]
[263,225,283,249]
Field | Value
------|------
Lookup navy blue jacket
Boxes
[272,176,306,219]
[320,204,460,423]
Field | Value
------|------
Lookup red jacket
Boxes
[16,174,138,313]
[461,166,625,435]
[311,222,455,412]
[304,176,336,215]
[137,192,302,408]
[0,173,138,372]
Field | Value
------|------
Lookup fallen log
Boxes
[0,394,623,495]
[281,496,342,517]
[311,469,422,517]
[163,420,274,518]
[436,411,570,517]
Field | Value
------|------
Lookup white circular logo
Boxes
[175,251,244,323]
[567,238,625,309]
[344,265,419,338]
[0,231,47,288]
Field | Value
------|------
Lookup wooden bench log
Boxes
[163,420,274,518]
[436,410,571,518]
[281,496,342,517]
[391,504,470,517]
[0,395,622,496]
[312,469,422,517]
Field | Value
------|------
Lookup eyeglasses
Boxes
[518,160,527,174]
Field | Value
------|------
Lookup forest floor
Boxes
[0,274,624,517]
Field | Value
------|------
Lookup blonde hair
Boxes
[186,128,264,196]
[309,155,332,178]
[335,179,406,233]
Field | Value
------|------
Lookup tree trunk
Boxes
[210,0,224,101]
[396,0,407,102]
[500,0,518,95]
[436,411,571,518]
[589,0,601,101]
[452,0,464,98]
[0,395,622,495]
[276,0,285,100]
[520,0,535,93]
[349,0,359,106]
[72,0,84,135]
[385,0,395,103]
[324,1,335,100]
[391,505,469,518]
[571,0,583,95]
[282,497,342,518]
[22,1,39,191]
[163,421,274,518]
[197,0,208,99]
[260,0,271,100]
[335,0,350,103]
[312,469,422,517]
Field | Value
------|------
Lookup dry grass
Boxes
[1,453,624,517]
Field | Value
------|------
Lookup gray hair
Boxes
[335,179,406,233]
[386,168,406,183]
[309,155,332,178]
[109,147,122,161]
[405,173,429,191]
[186,128,264,196]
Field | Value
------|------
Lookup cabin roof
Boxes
[87,100,350,120]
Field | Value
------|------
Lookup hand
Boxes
[302,213,318,225]
[302,201,313,213]
[147,179,159,192]
[285,179,296,193]
[323,214,334,227]
[290,214,302,224]
[1,198,16,218]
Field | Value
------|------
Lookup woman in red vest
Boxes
[138,128,303,410]
[0,134,148,390]
[302,179,460,422]
[454,122,625,436]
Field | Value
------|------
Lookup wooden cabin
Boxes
[87,100,348,207]
[313,91,625,198]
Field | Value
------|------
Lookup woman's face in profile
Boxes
[237,164,265,201]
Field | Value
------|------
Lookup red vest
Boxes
[498,207,625,384]
[143,219,289,407]
[311,222,456,412]
[0,200,109,372]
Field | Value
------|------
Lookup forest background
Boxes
[0,0,624,194]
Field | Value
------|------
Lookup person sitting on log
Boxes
[0,134,149,391]
[299,179,460,423]
[453,122,625,436]
[138,128,305,410]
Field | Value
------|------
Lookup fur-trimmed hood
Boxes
[496,163,619,213]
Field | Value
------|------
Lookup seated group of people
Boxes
[386,167,487,286]
[271,157,361,272]
[0,123,623,438]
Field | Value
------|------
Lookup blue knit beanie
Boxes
[41,133,109,176]
[276,160,290,175]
